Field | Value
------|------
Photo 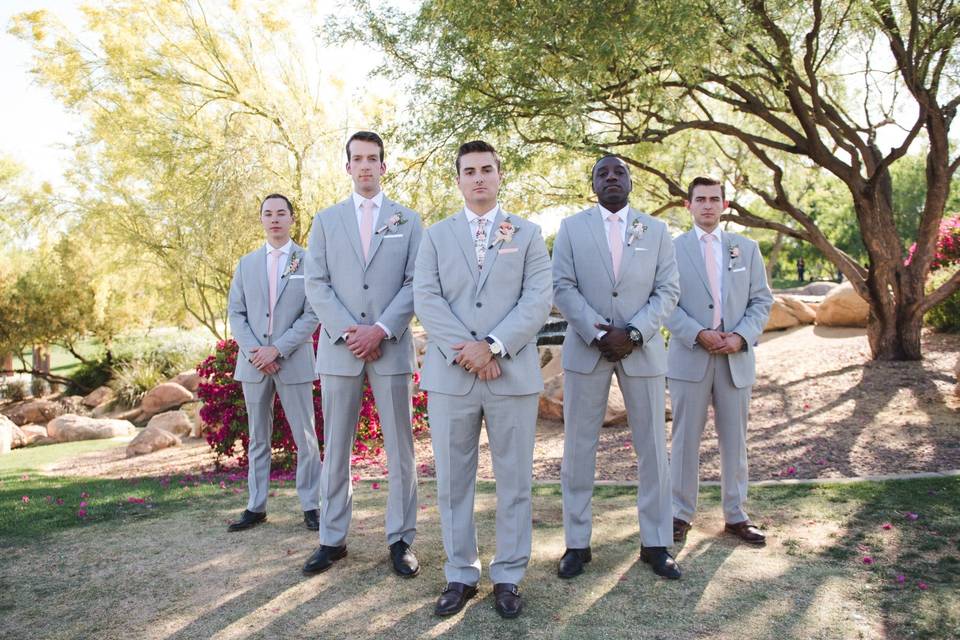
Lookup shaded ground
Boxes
[21,326,960,484]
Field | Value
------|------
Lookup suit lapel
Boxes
[721,231,733,304]
[681,230,713,298]
[476,209,507,293]
[275,242,300,303]
[586,206,616,285]
[614,208,641,286]
[336,198,365,267]
[254,246,269,307]
[364,196,395,267]
[451,210,480,286]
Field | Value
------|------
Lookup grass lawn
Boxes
[1,450,957,640]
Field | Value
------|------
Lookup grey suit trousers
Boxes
[669,353,751,524]
[429,385,538,586]
[561,361,673,548]
[318,369,417,547]
[242,376,321,513]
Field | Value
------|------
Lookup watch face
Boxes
[630,329,641,342]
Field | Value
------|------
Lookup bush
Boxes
[30,376,48,398]
[113,359,169,407]
[196,334,428,469]
[1,378,29,402]
[925,268,960,332]
[66,359,113,395]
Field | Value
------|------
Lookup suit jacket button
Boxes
[262,334,268,338]
[612,292,618,297]
[476,302,482,308]
[470,331,477,336]
[363,284,369,290]
[266,312,270,317]
[361,312,366,318]
[605,318,611,322]
[708,304,714,309]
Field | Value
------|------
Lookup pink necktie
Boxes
[703,234,722,329]
[267,248,281,335]
[360,199,375,260]
[608,213,623,280]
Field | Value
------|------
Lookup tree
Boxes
[341,0,960,360]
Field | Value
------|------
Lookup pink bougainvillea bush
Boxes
[905,214,960,271]
[196,331,428,469]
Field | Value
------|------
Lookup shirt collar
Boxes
[598,204,630,221]
[352,191,384,211]
[464,203,500,224]
[264,239,293,255]
[694,224,722,242]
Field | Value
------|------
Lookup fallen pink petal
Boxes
[862,557,874,565]
[21,496,29,504]
[882,523,892,530]
[77,509,87,518]
[896,575,906,584]
[918,581,929,590]
[906,512,919,521]
[371,482,381,490]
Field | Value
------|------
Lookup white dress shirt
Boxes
[694,224,724,306]
[347,190,392,339]
[264,239,293,282]
[598,203,629,250]
[463,203,506,357]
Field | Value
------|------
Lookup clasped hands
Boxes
[696,329,744,354]
[249,345,281,374]
[452,340,501,381]
[345,324,386,362]
[593,322,635,362]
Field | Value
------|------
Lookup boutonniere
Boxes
[626,219,648,246]
[490,217,517,246]
[728,242,741,269]
[282,251,301,278]
[376,211,408,235]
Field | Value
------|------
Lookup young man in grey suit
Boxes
[666,177,773,546]
[414,141,552,618]
[552,155,682,580]
[227,193,322,532]
[302,131,424,578]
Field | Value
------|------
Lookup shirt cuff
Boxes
[375,321,392,339]
[488,334,506,357]
[596,330,607,342]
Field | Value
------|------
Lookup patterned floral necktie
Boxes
[475,218,487,270]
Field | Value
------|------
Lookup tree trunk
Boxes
[765,231,784,283]
[864,269,925,361]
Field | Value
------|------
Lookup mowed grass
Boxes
[2,464,957,640]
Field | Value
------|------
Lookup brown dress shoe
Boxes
[724,520,766,545]
[673,518,692,544]
[434,582,478,616]
[493,583,522,618]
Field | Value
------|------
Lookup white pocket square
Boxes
[498,247,519,254]
[732,267,746,272]
[287,274,304,279]
[634,247,649,251]
[383,234,403,239]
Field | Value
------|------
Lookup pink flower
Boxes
[79,501,88,508]
[77,509,87,518]
[56,498,64,506]
[786,466,797,475]
[882,523,892,530]
[127,497,146,504]
[21,496,29,504]
[862,557,874,565]
[918,581,929,590]
[896,575,906,584]
[371,482,381,490]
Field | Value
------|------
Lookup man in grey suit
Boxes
[227,193,322,532]
[414,141,552,619]
[553,155,682,580]
[666,177,773,546]
[302,131,424,577]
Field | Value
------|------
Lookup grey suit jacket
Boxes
[228,241,320,384]
[553,206,680,376]
[413,209,553,396]
[304,196,423,377]
[665,229,773,388]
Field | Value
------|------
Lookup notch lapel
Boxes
[614,208,641,286]
[451,210,480,286]
[586,206,616,285]
[336,199,365,267]
[254,245,269,308]
[721,232,733,304]
[476,210,507,293]
[275,242,300,303]
[364,197,395,267]
[681,230,713,298]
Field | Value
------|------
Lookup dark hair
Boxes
[687,176,725,201]
[260,193,294,216]
[455,140,501,173]
[346,131,385,162]
[591,154,629,178]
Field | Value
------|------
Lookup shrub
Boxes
[905,214,960,271]
[113,360,168,407]
[1,378,29,402]
[66,359,113,395]
[196,334,428,469]
[925,268,960,332]
[30,376,48,398]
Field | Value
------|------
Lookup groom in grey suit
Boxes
[666,177,773,546]
[227,193,322,533]
[553,155,682,580]
[414,140,552,619]
[302,131,424,577]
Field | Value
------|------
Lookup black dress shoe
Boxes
[227,510,266,532]
[434,582,478,616]
[640,545,681,580]
[303,509,320,531]
[673,518,692,544]
[557,547,592,579]
[389,540,420,577]
[302,544,347,575]
[493,583,522,618]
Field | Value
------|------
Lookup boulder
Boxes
[800,281,839,296]
[0,415,15,454]
[169,371,203,393]
[536,370,627,426]
[603,377,628,426]
[954,357,960,398]
[178,401,207,437]
[539,346,564,382]
[82,386,115,408]
[126,426,181,457]
[764,298,801,331]
[815,282,870,327]
[779,295,817,324]
[4,399,59,426]
[46,414,136,442]
[145,410,192,437]
[139,382,194,417]
[19,424,49,446]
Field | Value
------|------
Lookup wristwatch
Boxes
[485,336,502,356]
[627,326,643,346]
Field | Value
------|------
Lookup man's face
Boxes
[685,184,727,232]
[346,139,385,195]
[260,197,294,243]
[592,156,632,206]
[456,151,502,211]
